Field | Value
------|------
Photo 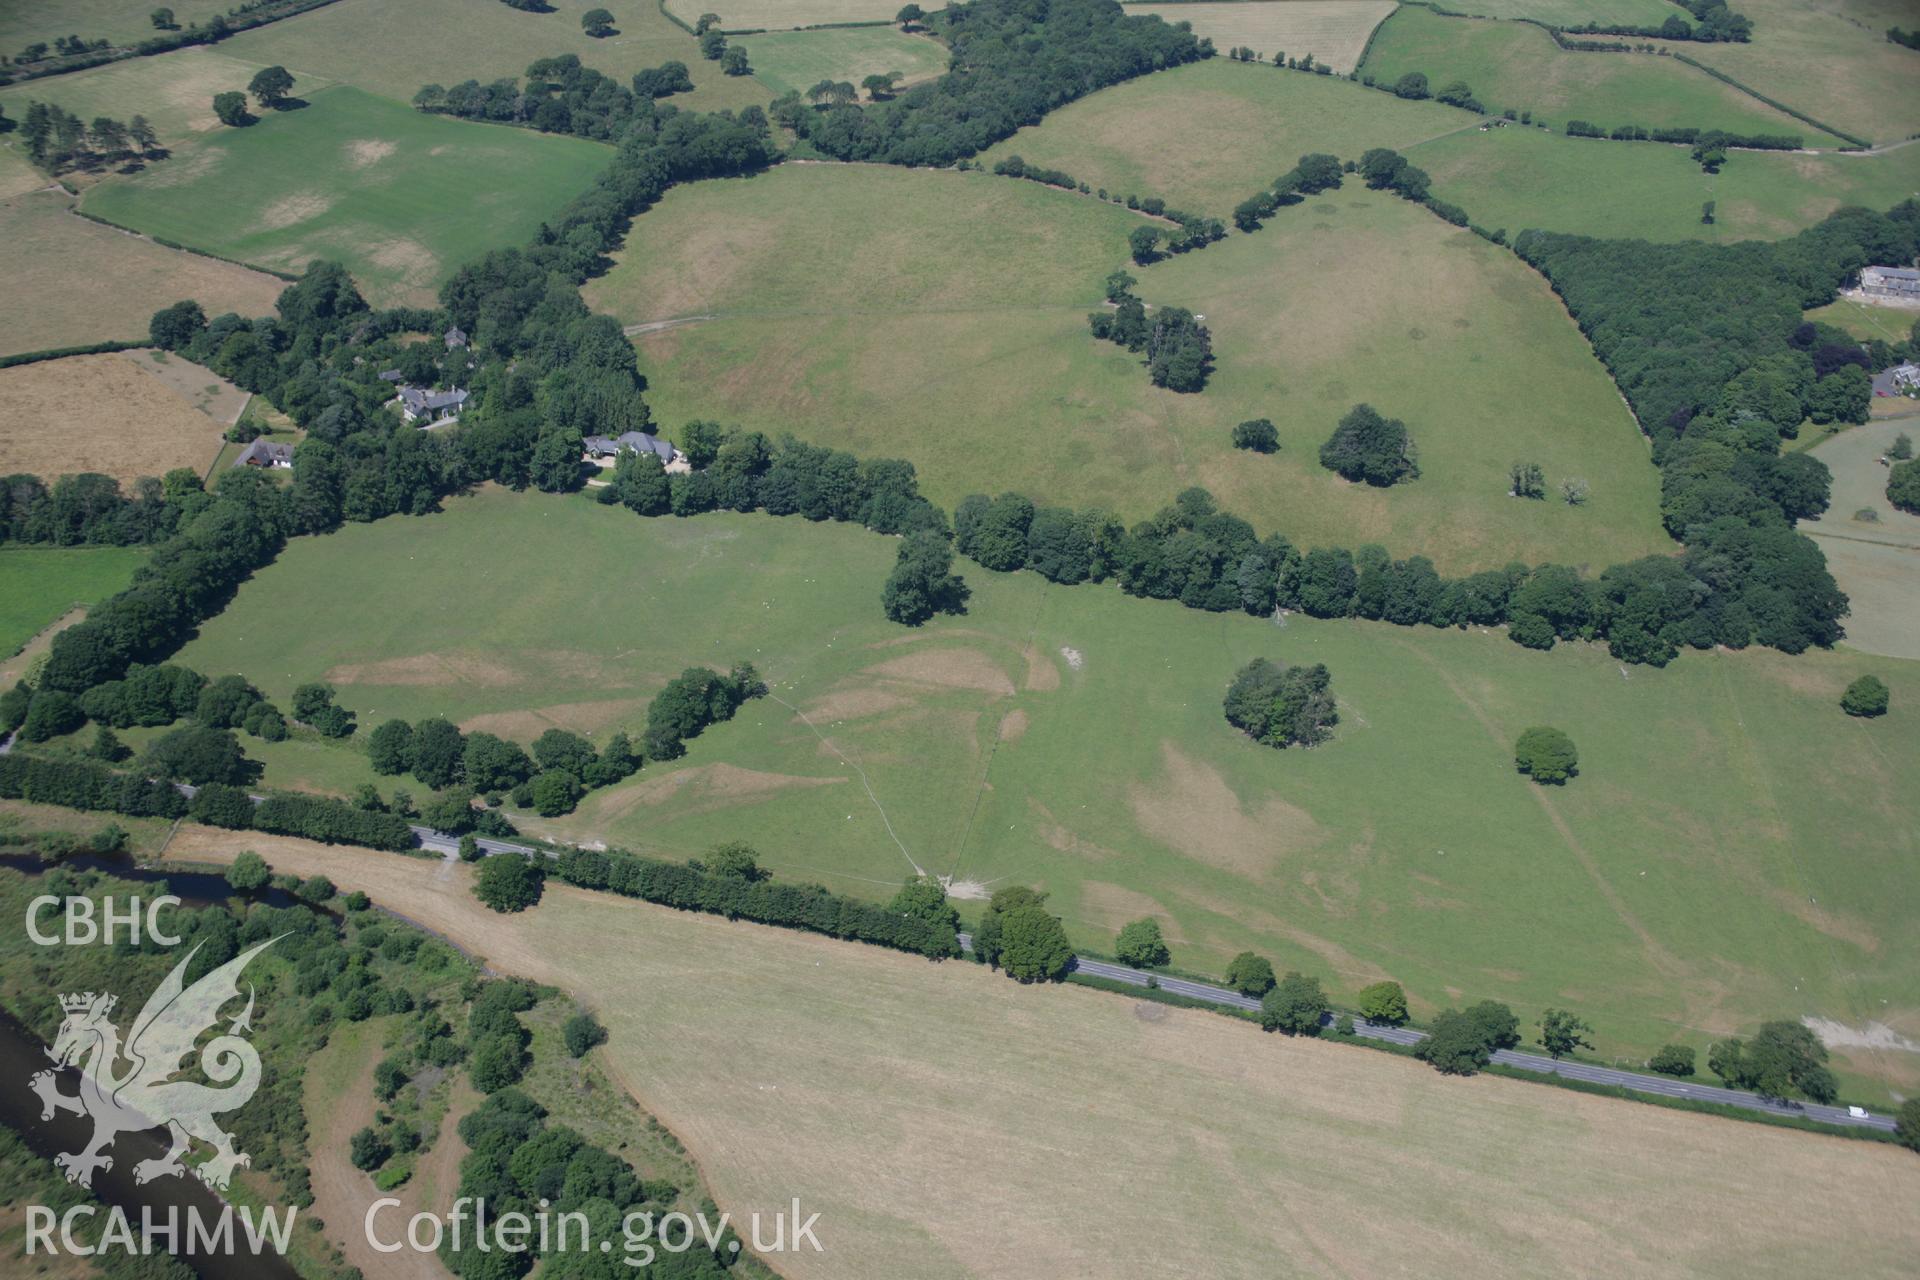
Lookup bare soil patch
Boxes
[800,686,910,722]
[1129,742,1327,877]
[325,652,527,688]
[258,191,337,230]
[0,352,231,484]
[345,138,398,168]
[865,647,1017,695]
[1022,645,1059,691]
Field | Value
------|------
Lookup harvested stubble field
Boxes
[1129,1,1398,74]
[1411,123,1920,242]
[0,351,240,484]
[0,191,286,358]
[220,0,772,114]
[173,490,1920,1100]
[79,85,612,307]
[158,835,1920,1280]
[977,57,1472,214]
[589,162,1669,571]
[739,27,948,97]
[1360,6,1844,139]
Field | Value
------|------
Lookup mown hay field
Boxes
[977,57,1472,214]
[1411,124,1920,242]
[1359,6,1845,139]
[0,0,229,52]
[0,191,286,357]
[0,351,240,485]
[159,837,1920,1280]
[173,489,1920,1100]
[586,162,1669,571]
[1128,1,1397,74]
[0,547,147,659]
[739,27,948,97]
[220,0,772,114]
[1678,0,1920,145]
[79,84,612,307]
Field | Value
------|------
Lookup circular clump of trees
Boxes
[1841,675,1889,718]
[1514,726,1578,784]
[1319,404,1417,487]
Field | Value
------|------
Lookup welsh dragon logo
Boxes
[29,938,277,1191]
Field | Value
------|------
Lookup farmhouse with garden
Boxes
[1860,265,1920,302]
[584,431,689,471]
[396,385,469,424]
[232,438,293,469]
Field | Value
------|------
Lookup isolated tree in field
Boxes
[225,851,270,893]
[1355,980,1408,1025]
[1514,726,1578,784]
[700,29,727,59]
[248,66,295,108]
[1709,1021,1836,1102]
[1700,200,1715,224]
[1840,675,1889,717]
[1889,433,1913,461]
[1225,951,1276,997]
[211,92,251,127]
[563,1011,607,1057]
[474,853,545,914]
[1128,224,1161,265]
[1537,1009,1593,1059]
[1559,475,1590,506]
[1509,460,1544,499]
[349,1126,390,1172]
[1648,1044,1696,1076]
[1103,269,1135,302]
[1320,404,1417,486]
[722,46,750,75]
[582,7,616,37]
[151,8,176,29]
[862,71,902,99]
[1114,918,1170,968]
[1888,458,1920,514]
[1259,972,1329,1035]
[896,3,924,26]
[1417,1000,1519,1075]
[1233,418,1278,452]
[1223,657,1338,748]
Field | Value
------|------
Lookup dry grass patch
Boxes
[1128,742,1327,877]
[1131,1,1396,73]
[666,0,908,28]
[864,648,1018,695]
[0,191,284,358]
[161,837,1920,1280]
[0,351,238,483]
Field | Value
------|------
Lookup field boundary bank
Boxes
[323,810,1899,1138]
[66,205,305,281]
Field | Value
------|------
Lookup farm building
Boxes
[1859,265,1920,301]
[233,439,294,469]
[1890,363,1920,392]
[584,430,690,472]
[397,386,469,425]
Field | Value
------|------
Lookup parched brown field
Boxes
[0,191,285,358]
[0,351,240,484]
[1131,0,1398,73]
[163,833,1920,1280]
[665,0,908,29]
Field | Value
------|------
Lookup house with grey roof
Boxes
[444,325,469,350]
[233,439,293,470]
[583,430,689,473]
[1860,265,1920,301]
[396,385,469,426]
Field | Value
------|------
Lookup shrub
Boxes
[1648,1044,1696,1076]
[225,851,270,892]
[1840,675,1889,717]
[1514,726,1578,784]
[348,1126,390,1171]
[563,1011,607,1057]
[1319,404,1417,486]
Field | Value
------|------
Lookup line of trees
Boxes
[414,54,706,140]
[15,102,162,175]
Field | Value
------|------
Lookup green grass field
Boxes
[173,487,1920,1100]
[1127,1,1397,74]
[585,162,1669,572]
[1678,0,1920,145]
[978,57,1473,215]
[0,546,147,658]
[218,0,771,114]
[78,84,611,306]
[0,0,229,53]
[1801,420,1920,661]
[1359,6,1842,140]
[664,0,908,29]
[1806,298,1920,345]
[739,27,948,97]
[1411,123,1920,241]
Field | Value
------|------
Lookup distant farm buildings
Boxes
[1859,265,1920,301]
[583,430,690,473]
